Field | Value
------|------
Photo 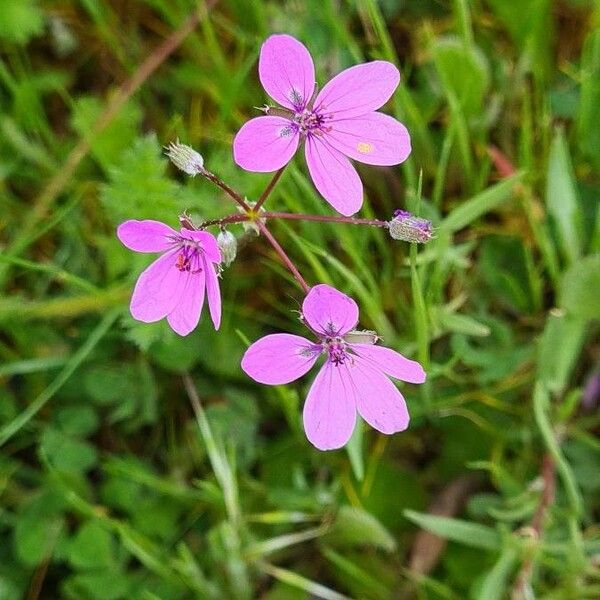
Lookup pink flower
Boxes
[233,34,411,217]
[241,284,425,450]
[117,220,222,336]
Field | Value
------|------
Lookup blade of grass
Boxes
[183,373,240,526]
[440,172,525,233]
[257,562,351,600]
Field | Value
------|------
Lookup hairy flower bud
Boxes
[165,141,204,176]
[387,210,433,243]
[217,229,237,267]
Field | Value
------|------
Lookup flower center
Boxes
[322,336,349,366]
[294,108,332,136]
[174,242,203,274]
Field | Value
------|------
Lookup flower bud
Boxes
[165,141,204,176]
[387,209,433,244]
[217,229,237,267]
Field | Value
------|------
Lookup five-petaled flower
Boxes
[233,34,411,217]
[241,284,426,450]
[117,220,222,336]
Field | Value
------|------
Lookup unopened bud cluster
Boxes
[165,141,204,176]
[387,209,433,244]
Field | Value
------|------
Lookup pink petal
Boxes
[259,34,315,111]
[130,250,186,322]
[181,229,221,263]
[327,112,411,166]
[203,256,222,330]
[350,344,426,384]
[117,220,177,253]
[304,136,362,216]
[345,357,410,435]
[303,361,357,450]
[302,284,359,337]
[314,61,400,120]
[241,333,319,385]
[167,268,206,336]
[233,116,299,172]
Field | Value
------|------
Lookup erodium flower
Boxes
[241,284,425,450]
[233,34,411,217]
[117,220,221,336]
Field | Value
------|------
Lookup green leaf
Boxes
[559,253,600,320]
[577,28,600,169]
[63,570,132,600]
[0,0,45,45]
[14,494,66,566]
[39,427,98,473]
[149,328,205,373]
[403,510,501,550]
[55,406,99,438]
[67,521,114,570]
[537,311,586,394]
[345,418,364,482]
[433,308,491,337]
[326,506,396,552]
[475,545,518,600]
[546,128,583,264]
[432,36,490,117]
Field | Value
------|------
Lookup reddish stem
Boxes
[200,214,249,228]
[254,165,287,211]
[264,211,388,227]
[199,211,389,230]
[201,170,250,212]
[256,221,310,294]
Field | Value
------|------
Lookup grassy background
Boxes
[1,0,599,598]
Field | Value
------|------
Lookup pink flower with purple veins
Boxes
[117,220,222,336]
[241,284,425,450]
[233,34,411,217]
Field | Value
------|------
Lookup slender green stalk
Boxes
[182,373,241,526]
[533,382,585,566]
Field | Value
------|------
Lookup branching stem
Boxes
[255,221,310,294]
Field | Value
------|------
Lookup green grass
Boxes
[1,1,599,598]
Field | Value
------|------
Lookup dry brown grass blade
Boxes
[408,475,480,576]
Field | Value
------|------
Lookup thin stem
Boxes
[511,452,555,599]
[200,214,250,228]
[256,221,310,294]
[199,211,389,230]
[264,211,388,227]
[254,165,287,211]
[201,170,250,211]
